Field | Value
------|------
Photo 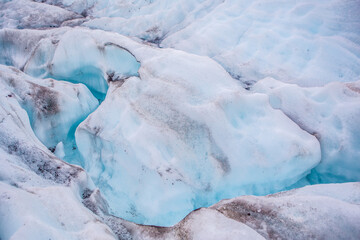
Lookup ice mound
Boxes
[0,64,98,149]
[253,78,360,183]
[75,34,320,225]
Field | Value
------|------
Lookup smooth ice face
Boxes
[75,43,320,226]
[253,78,360,183]
[0,64,98,150]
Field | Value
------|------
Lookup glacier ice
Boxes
[0,0,360,238]
[2,0,359,87]
[80,0,360,87]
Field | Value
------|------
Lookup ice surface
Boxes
[80,0,360,87]
[3,0,358,86]
[0,0,359,237]
[253,78,360,183]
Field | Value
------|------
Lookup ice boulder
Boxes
[253,78,360,183]
[76,45,321,226]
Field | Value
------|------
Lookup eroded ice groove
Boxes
[253,78,360,184]
[0,58,125,240]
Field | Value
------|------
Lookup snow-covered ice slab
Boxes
[253,78,360,183]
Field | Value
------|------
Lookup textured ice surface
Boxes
[81,0,360,87]
[253,78,360,183]
[0,0,360,237]
[3,0,359,86]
